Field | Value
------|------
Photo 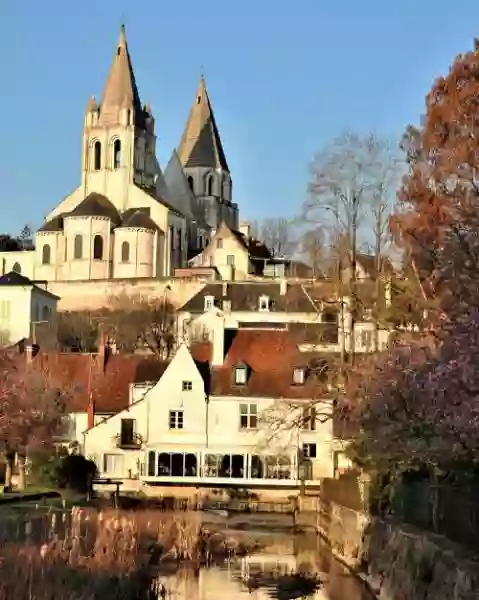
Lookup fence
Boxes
[391,477,479,553]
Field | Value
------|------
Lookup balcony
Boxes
[114,433,143,450]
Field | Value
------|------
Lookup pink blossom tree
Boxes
[0,351,67,490]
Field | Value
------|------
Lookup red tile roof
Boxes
[35,351,168,413]
[210,329,334,399]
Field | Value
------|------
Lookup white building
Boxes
[0,271,59,346]
[80,318,339,492]
[1,25,240,285]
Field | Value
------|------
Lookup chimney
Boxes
[279,279,287,296]
[87,393,95,430]
[25,344,33,363]
[211,315,225,366]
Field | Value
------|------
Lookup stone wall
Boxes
[46,277,206,311]
[319,500,479,600]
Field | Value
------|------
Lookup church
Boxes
[2,25,238,283]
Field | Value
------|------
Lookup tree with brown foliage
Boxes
[99,293,177,359]
[0,351,68,490]
[394,39,479,321]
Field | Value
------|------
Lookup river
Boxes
[153,529,372,600]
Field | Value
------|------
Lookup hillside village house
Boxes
[58,319,342,493]
[177,277,392,354]
[0,25,239,285]
[0,272,59,346]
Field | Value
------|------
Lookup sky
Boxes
[1,0,479,234]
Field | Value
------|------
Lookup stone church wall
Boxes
[47,277,206,311]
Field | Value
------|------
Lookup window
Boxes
[321,311,338,323]
[240,403,257,429]
[234,366,247,385]
[120,418,135,446]
[259,295,270,311]
[103,453,123,475]
[203,454,245,478]
[204,295,215,311]
[93,235,103,260]
[169,410,184,430]
[302,406,316,431]
[226,254,235,266]
[113,139,121,169]
[147,451,156,476]
[361,330,373,349]
[94,141,101,170]
[187,176,194,191]
[42,244,51,265]
[206,175,213,196]
[182,381,192,391]
[157,452,198,476]
[12,262,21,274]
[222,300,231,312]
[216,238,223,249]
[74,235,83,259]
[42,306,50,321]
[121,241,130,262]
[293,367,305,385]
[303,443,317,459]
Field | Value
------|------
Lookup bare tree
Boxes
[250,217,292,257]
[302,132,401,363]
[56,311,99,352]
[99,293,177,359]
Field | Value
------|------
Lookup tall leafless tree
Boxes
[250,217,292,257]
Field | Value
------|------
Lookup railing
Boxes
[114,433,143,449]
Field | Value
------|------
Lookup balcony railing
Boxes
[114,433,143,449]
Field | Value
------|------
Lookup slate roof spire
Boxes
[177,76,229,172]
[98,24,144,127]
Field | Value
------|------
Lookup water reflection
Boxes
[154,534,371,600]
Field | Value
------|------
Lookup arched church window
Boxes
[206,175,214,196]
[74,235,83,260]
[94,141,101,170]
[93,235,103,260]
[113,140,121,169]
[187,176,194,192]
[42,245,51,265]
[12,262,21,274]
[121,241,130,262]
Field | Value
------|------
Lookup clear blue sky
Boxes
[2,0,479,234]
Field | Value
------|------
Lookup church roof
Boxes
[163,150,198,222]
[177,76,229,172]
[38,215,64,232]
[119,208,160,231]
[68,193,121,225]
[98,25,146,128]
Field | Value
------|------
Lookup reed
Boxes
[0,507,247,599]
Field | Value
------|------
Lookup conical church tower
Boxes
[177,76,238,229]
[81,25,157,204]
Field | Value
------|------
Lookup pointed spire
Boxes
[85,95,97,113]
[177,76,229,172]
[98,24,144,127]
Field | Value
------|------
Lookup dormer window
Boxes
[293,367,305,385]
[204,295,215,311]
[234,366,248,385]
[259,295,270,312]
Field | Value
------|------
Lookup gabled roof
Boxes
[180,282,317,313]
[209,329,335,398]
[35,352,168,413]
[177,76,229,171]
[0,272,59,299]
[98,25,146,128]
